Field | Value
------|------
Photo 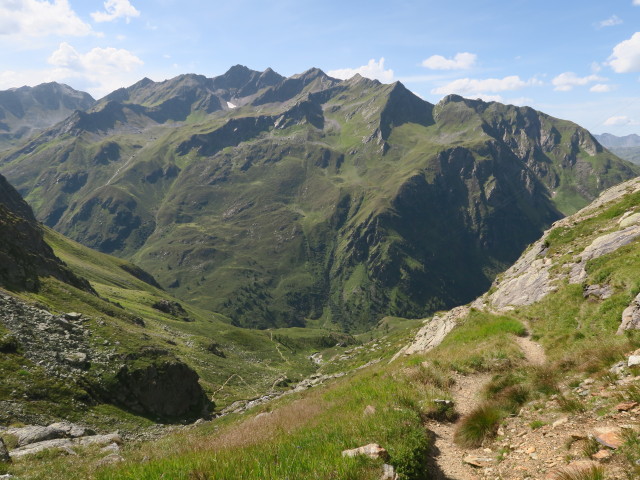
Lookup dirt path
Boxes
[425,373,493,480]
[425,325,547,479]
[515,332,546,366]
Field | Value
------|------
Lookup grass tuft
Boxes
[551,465,605,480]
[453,403,502,448]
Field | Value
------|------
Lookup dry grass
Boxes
[202,398,325,451]
[549,464,605,480]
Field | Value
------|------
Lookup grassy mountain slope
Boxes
[1,67,636,331]
[0,173,367,429]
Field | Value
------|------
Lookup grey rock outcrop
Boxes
[105,351,211,420]
[0,291,210,422]
[0,292,110,384]
[583,284,614,300]
[488,241,555,310]
[488,177,640,311]
[392,306,469,360]
[569,224,640,284]
[8,433,121,459]
[618,293,640,334]
[7,425,66,447]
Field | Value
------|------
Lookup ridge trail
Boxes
[425,323,546,479]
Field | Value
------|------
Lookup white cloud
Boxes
[634,1,640,5]
[608,32,640,73]
[91,0,140,23]
[421,52,477,70]
[598,15,622,28]
[45,42,143,97]
[590,84,613,92]
[604,115,638,126]
[328,58,394,83]
[551,72,606,91]
[0,0,92,38]
[431,75,539,95]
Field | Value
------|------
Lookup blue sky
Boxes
[2,1,640,135]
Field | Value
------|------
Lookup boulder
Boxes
[381,463,398,480]
[104,351,212,420]
[9,433,122,459]
[463,455,494,468]
[583,284,613,300]
[9,438,73,459]
[615,401,638,412]
[628,355,640,367]
[342,443,389,460]
[593,427,623,449]
[363,405,376,416]
[618,292,640,334]
[48,421,93,438]
[6,425,66,447]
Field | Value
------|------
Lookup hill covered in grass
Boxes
[0,171,369,431]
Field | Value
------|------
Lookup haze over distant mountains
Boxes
[0,65,637,331]
[0,83,95,152]
[595,133,640,165]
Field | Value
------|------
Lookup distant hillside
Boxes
[595,132,640,147]
[1,66,637,331]
[0,82,95,151]
[595,133,640,164]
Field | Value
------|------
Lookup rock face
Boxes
[486,177,640,312]
[392,306,469,360]
[105,350,211,420]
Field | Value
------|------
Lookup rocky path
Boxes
[425,330,547,480]
[425,373,493,480]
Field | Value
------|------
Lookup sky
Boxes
[2,1,640,136]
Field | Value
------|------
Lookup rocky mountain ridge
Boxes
[0,66,636,331]
[0,82,94,152]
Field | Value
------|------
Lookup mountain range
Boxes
[0,82,94,153]
[0,66,637,331]
[595,132,640,165]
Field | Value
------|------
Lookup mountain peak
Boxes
[292,67,329,81]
